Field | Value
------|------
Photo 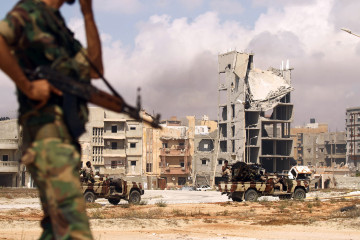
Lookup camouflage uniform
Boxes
[0,0,92,239]
[81,164,95,183]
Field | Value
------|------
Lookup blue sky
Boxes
[1,0,360,131]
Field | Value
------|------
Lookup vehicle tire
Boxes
[128,190,141,204]
[108,197,120,205]
[244,189,259,202]
[293,188,306,200]
[84,191,96,203]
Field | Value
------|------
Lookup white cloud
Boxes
[0,0,357,130]
[67,0,360,129]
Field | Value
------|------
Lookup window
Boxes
[130,126,136,130]
[179,142,185,146]
[203,143,209,149]
[111,161,117,168]
[131,161,136,166]
[111,142,117,149]
[130,143,136,148]
[162,143,168,148]
[2,155,8,161]
[218,159,223,165]
[180,162,185,167]
[111,125,117,133]
[146,163,153,172]
[201,159,207,165]
[178,177,186,185]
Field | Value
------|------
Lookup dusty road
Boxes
[0,189,360,240]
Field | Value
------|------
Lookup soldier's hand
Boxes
[27,79,62,109]
[79,0,93,16]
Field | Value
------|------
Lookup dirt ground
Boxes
[0,188,360,240]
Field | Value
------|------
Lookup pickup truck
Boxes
[81,177,144,205]
[218,165,311,202]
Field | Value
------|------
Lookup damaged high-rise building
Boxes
[217,51,294,173]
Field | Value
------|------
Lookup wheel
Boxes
[244,189,259,202]
[84,191,96,203]
[293,188,306,200]
[108,197,120,205]
[128,190,141,204]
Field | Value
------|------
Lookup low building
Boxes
[0,119,31,187]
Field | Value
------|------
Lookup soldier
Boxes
[82,161,95,183]
[222,160,231,181]
[0,0,103,239]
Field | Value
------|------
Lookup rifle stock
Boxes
[35,66,162,129]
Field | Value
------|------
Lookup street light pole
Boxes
[341,28,360,38]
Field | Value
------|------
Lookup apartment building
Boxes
[158,117,195,188]
[79,107,143,178]
[346,107,360,168]
[291,120,346,167]
[193,126,218,186]
[291,120,328,165]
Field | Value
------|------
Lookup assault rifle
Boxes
[31,66,161,136]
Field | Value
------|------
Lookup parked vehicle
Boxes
[218,163,311,202]
[81,177,144,205]
[196,185,211,191]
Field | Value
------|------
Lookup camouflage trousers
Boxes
[21,106,93,240]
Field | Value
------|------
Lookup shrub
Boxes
[155,200,167,207]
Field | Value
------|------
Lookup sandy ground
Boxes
[0,189,360,240]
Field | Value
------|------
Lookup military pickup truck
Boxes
[81,177,144,205]
[218,163,311,202]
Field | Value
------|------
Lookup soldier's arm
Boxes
[79,0,103,79]
[0,36,62,108]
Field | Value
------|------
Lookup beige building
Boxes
[79,107,143,179]
[291,120,328,165]
[0,119,31,187]
[155,117,195,189]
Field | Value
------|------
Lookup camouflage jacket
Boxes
[0,0,90,126]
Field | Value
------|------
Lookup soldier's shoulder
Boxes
[5,0,39,22]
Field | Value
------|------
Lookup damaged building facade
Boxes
[346,107,360,169]
[217,51,294,173]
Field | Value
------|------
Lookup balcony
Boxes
[160,148,188,156]
[0,161,19,173]
[161,166,189,175]
[103,132,125,139]
[103,148,126,157]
